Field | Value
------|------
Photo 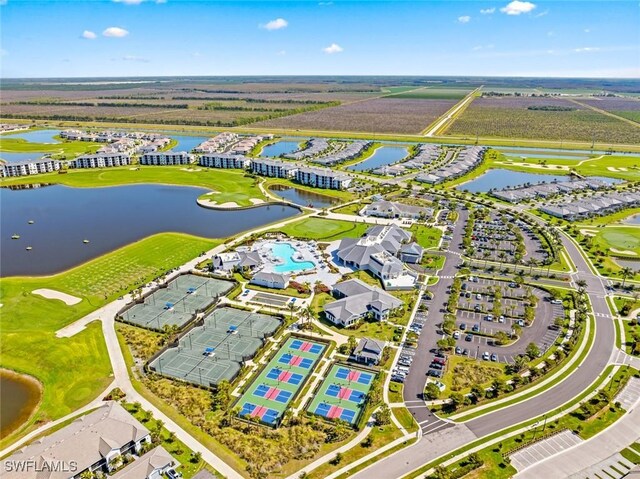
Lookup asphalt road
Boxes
[351,220,615,479]
[402,208,469,434]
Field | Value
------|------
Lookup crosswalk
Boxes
[594,312,611,318]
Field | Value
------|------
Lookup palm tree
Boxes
[620,267,633,288]
[287,302,298,321]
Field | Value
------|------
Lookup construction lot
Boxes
[149,307,282,387]
[121,274,234,330]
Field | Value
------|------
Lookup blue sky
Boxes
[1,0,638,78]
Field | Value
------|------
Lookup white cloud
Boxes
[192,52,202,57]
[574,47,601,53]
[156,0,167,3]
[103,27,129,37]
[458,15,471,23]
[534,9,548,17]
[318,1,333,5]
[480,7,495,14]
[277,50,287,56]
[500,1,536,15]
[323,43,343,54]
[81,30,97,40]
[473,44,494,51]
[261,18,288,30]
[584,28,591,33]
[547,30,554,36]
[113,0,144,4]
[122,55,149,62]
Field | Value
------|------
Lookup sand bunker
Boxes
[180,168,203,172]
[249,198,265,205]
[611,248,637,256]
[197,198,239,208]
[32,289,81,305]
[580,229,598,237]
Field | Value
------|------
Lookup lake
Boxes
[1,184,300,276]
[171,135,208,153]
[0,152,48,163]
[347,146,408,171]
[269,184,339,209]
[624,214,640,225]
[1,129,61,144]
[0,370,41,439]
[260,141,301,157]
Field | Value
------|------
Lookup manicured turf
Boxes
[0,135,102,160]
[0,232,218,445]
[0,165,266,207]
[593,227,640,256]
[274,217,370,241]
[237,336,325,426]
[409,224,443,249]
[307,364,375,425]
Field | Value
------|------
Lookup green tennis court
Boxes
[236,336,326,426]
[148,307,282,387]
[307,364,375,425]
[122,274,234,330]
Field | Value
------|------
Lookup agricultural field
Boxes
[445,97,640,144]
[386,87,472,100]
[576,97,640,123]
[254,97,458,134]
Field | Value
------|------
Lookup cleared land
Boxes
[577,97,640,123]
[445,97,640,144]
[254,98,458,134]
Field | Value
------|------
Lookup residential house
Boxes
[1,158,61,177]
[250,271,290,290]
[212,251,262,272]
[361,200,433,220]
[69,152,131,169]
[200,153,251,170]
[351,337,386,365]
[295,166,352,190]
[111,446,174,479]
[140,151,190,166]
[250,158,298,179]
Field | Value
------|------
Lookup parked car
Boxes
[460,323,467,331]
[465,333,473,342]
[482,352,490,361]
[430,362,444,370]
[476,293,482,300]
[462,348,469,356]
[472,324,480,332]
[491,353,499,362]
[498,315,505,323]
[433,357,447,365]
[391,375,405,383]
[453,331,460,339]
[427,369,443,378]
[455,346,463,355]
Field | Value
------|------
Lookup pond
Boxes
[624,214,640,225]
[1,128,61,144]
[1,184,300,277]
[0,370,41,439]
[347,146,408,172]
[171,135,208,153]
[268,184,339,209]
[0,152,48,163]
[260,141,301,158]
[458,170,573,193]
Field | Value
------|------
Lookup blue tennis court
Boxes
[314,403,357,422]
[265,368,303,385]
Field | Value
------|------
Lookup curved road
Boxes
[351,225,615,478]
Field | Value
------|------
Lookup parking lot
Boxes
[451,277,563,363]
[510,430,583,472]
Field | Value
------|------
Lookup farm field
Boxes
[445,97,640,144]
[253,97,458,134]
[386,87,472,100]
[575,97,640,123]
[0,165,267,206]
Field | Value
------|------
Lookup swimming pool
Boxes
[270,243,315,273]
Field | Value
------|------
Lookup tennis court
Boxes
[250,291,292,308]
[236,336,326,426]
[307,364,375,425]
[122,274,234,331]
[148,307,282,387]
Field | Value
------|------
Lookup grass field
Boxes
[0,165,267,207]
[274,217,369,241]
[409,224,443,249]
[0,232,219,448]
[592,227,640,256]
[0,136,102,160]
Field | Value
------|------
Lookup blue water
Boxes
[171,135,208,153]
[0,152,48,163]
[261,141,301,157]
[1,129,61,144]
[348,146,408,172]
[458,170,571,193]
[271,243,315,273]
[624,214,640,225]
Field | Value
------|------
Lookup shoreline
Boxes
[0,368,44,440]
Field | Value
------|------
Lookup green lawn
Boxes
[409,224,443,249]
[0,136,102,160]
[592,226,640,256]
[392,407,418,433]
[319,315,399,342]
[274,217,370,241]
[0,166,267,207]
[388,381,404,403]
[0,232,219,449]
[575,155,640,182]
[123,402,215,479]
